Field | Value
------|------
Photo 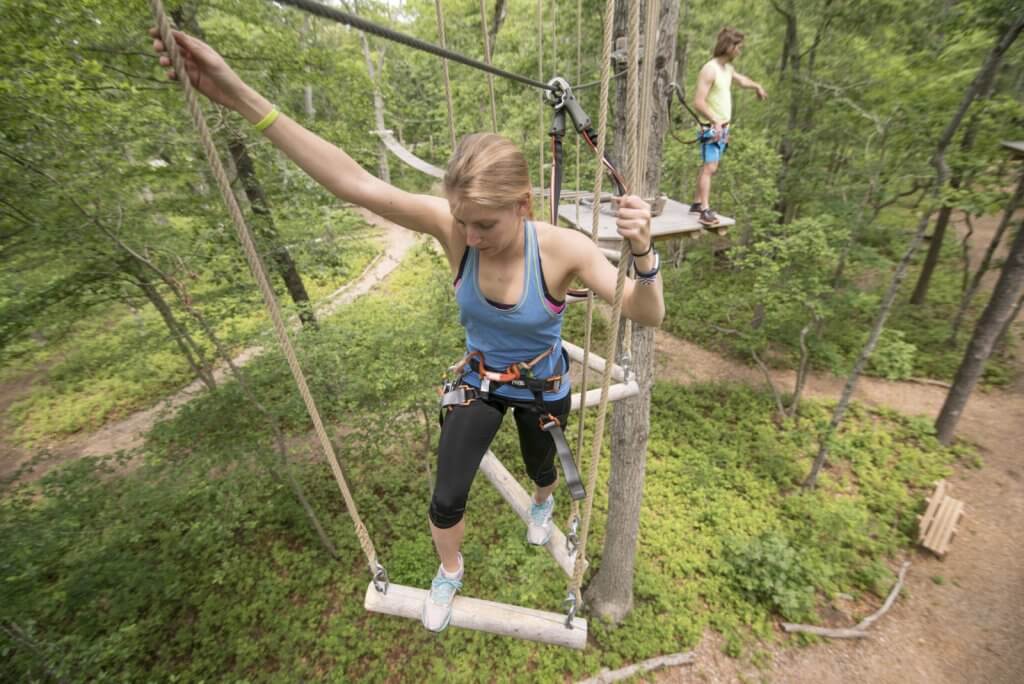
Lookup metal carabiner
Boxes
[563,590,579,628]
[566,514,580,556]
[544,76,571,108]
[372,561,390,594]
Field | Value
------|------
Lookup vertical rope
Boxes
[434,0,457,151]
[148,0,380,574]
[571,0,588,475]
[478,0,498,133]
[621,0,660,368]
[568,0,632,599]
[537,0,546,220]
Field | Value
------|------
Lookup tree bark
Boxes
[585,0,678,624]
[805,15,1024,487]
[937,219,1024,443]
[911,205,955,305]
[228,136,317,328]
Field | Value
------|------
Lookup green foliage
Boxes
[866,328,918,381]
[0,253,963,681]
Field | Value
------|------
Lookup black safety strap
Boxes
[535,393,586,501]
[546,76,628,220]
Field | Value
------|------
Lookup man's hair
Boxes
[713,27,745,58]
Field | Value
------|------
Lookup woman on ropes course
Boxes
[151,29,665,633]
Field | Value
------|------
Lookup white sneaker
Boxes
[527,494,554,546]
[422,556,463,632]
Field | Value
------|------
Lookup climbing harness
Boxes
[438,347,585,501]
[668,82,729,146]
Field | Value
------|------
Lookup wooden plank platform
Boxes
[918,480,965,558]
[364,582,587,649]
[557,195,735,248]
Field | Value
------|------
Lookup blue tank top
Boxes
[455,221,570,401]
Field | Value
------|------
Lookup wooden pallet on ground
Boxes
[917,479,965,558]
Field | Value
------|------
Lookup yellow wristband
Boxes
[253,107,280,132]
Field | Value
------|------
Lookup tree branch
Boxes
[782,561,910,638]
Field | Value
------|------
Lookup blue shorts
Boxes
[699,126,729,164]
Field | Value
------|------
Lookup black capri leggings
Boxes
[429,392,572,529]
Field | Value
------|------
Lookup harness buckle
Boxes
[539,414,561,432]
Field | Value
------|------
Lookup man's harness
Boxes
[439,347,586,501]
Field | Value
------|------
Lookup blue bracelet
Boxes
[634,249,660,281]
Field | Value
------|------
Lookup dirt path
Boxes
[0,211,418,482]
[654,331,1024,684]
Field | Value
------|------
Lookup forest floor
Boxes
[1,210,1021,683]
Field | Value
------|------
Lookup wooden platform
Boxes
[364,582,587,649]
[918,480,965,558]
[557,195,735,249]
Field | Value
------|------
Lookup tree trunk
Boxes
[355,5,391,183]
[805,15,1024,487]
[227,136,317,328]
[585,0,678,625]
[910,205,955,305]
[949,168,1024,342]
[490,0,507,52]
[135,274,216,391]
[302,16,316,119]
[911,60,1001,306]
[585,324,654,621]
[772,0,800,224]
[937,220,1024,443]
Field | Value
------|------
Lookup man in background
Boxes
[691,27,767,227]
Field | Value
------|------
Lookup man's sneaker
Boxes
[688,202,703,214]
[698,208,720,226]
[422,556,462,633]
[527,494,555,546]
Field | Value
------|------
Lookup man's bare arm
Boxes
[734,71,768,100]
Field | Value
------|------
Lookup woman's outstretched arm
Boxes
[151,29,452,243]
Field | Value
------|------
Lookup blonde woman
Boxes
[152,29,665,632]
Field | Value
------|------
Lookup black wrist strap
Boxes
[631,242,653,258]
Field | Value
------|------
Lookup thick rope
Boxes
[537,0,546,221]
[434,0,457,152]
[275,0,555,92]
[622,0,661,369]
[478,0,498,133]
[149,0,380,574]
[568,0,628,597]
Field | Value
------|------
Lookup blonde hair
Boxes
[713,27,745,58]
[443,133,532,216]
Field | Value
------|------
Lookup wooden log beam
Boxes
[479,450,581,577]
[563,340,626,382]
[571,380,639,411]
[364,582,587,649]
